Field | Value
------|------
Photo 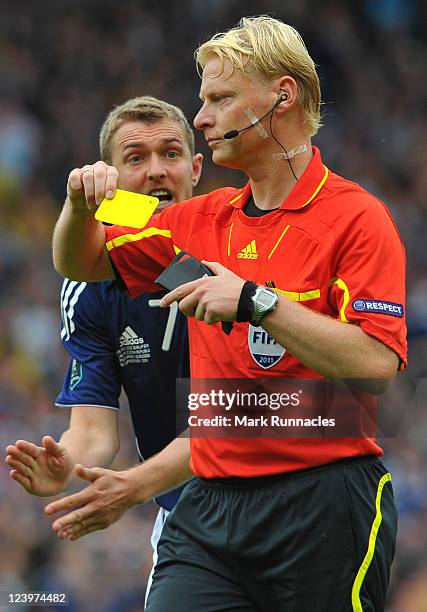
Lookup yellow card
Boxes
[95,189,159,228]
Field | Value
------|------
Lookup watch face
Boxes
[251,287,278,325]
[258,291,274,308]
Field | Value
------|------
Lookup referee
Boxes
[53,16,406,612]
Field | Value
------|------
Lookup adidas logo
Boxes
[238,240,258,259]
[119,326,145,346]
[117,326,150,367]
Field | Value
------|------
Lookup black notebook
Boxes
[156,251,233,335]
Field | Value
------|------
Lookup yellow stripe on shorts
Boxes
[351,472,392,611]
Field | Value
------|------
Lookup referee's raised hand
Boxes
[67,160,119,213]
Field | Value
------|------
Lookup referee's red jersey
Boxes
[105,147,407,478]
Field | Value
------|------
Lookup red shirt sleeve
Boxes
[104,206,178,298]
[327,195,407,368]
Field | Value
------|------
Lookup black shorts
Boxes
[145,456,397,612]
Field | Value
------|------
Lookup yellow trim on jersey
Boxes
[329,277,350,322]
[229,193,243,205]
[268,224,291,260]
[351,472,392,612]
[106,227,172,252]
[275,287,320,302]
[227,223,234,256]
[301,165,329,208]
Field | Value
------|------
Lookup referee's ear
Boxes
[191,153,203,187]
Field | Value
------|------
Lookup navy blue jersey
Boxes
[56,278,190,511]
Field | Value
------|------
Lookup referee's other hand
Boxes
[160,261,245,325]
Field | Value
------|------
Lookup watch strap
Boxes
[236,281,259,323]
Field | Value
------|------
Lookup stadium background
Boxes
[0,1,426,610]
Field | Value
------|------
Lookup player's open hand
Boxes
[45,465,138,541]
[5,436,75,497]
[160,261,245,325]
[67,160,119,213]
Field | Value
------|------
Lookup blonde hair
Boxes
[99,96,195,162]
[195,16,321,137]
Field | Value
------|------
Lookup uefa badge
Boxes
[353,300,366,311]
[248,325,286,369]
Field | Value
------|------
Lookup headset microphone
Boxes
[223,93,288,140]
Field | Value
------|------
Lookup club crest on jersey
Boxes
[70,359,83,390]
[238,240,258,259]
[352,299,404,318]
[248,325,286,369]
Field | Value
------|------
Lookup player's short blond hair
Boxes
[99,96,195,162]
[195,16,321,137]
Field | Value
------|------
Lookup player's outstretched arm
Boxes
[52,161,116,281]
[5,436,75,497]
[5,406,120,497]
[45,437,192,541]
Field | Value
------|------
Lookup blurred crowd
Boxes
[0,1,426,610]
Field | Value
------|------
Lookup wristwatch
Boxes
[250,286,279,326]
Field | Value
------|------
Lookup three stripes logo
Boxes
[238,240,258,260]
[119,326,145,346]
[61,279,87,341]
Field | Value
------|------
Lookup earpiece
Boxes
[275,92,289,107]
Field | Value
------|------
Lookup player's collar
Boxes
[228,147,329,212]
